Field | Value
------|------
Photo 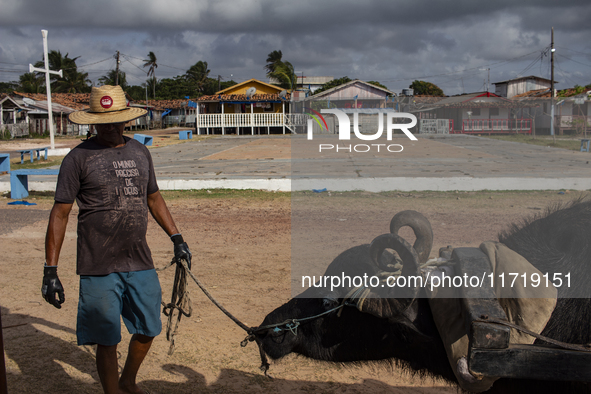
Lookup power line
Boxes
[120,54,148,74]
[554,56,579,87]
[76,56,114,70]
[377,48,544,83]
[556,53,591,69]
[120,53,187,72]
[515,47,549,78]
[555,46,591,57]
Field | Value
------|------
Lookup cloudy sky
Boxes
[1,0,590,95]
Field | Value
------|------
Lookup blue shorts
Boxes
[77,269,162,346]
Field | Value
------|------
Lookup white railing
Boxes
[197,113,287,128]
[461,119,531,133]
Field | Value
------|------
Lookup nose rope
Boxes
[159,258,365,377]
[158,258,282,376]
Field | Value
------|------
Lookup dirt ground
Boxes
[1,190,587,393]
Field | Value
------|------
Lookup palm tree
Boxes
[56,70,91,93]
[265,50,283,74]
[265,50,296,90]
[143,52,158,98]
[269,60,296,91]
[99,70,128,89]
[185,61,210,96]
[34,50,79,87]
[32,50,91,93]
[145,77,158,99]
[19,72,44,93]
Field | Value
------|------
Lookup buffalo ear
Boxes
[350,293,415,319]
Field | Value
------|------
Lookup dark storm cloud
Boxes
[1,0,590,94]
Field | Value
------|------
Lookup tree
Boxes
[265,50,283,74]
[55,69,91,93]
[18,72,44,93]
[409,80,444,96]
[0,81,18,94]
[312,76,352,96]
[145,77,158,99]
[367,81,389,91]
[32,50,91,93]
[143,51,158,98]
[99,70,128,89]
[265,50,296,90]
[185,61,210,96]
[268,60,296,90]
[126,85,146,101]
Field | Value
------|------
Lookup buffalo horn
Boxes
[369,233,420,278]
[390,210,433,265]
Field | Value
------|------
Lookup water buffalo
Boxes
[255,201,591,393]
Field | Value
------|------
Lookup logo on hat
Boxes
[100,96,113,109]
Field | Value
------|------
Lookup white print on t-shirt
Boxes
[112,160,139,196]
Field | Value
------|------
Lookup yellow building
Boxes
[196,79,292,135]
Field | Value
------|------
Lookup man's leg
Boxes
[96,344,120,394]
[119,334,154,394]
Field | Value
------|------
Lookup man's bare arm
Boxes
[45,202,74,266]
[147,191,192,269]
[147,190,179,236]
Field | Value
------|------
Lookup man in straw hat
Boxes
[43,85,191,394]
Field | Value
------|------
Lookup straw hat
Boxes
[69,85,147,125]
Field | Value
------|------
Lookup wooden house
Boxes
[300,79,393,109]
[195,79,294,135]
[493,76,553,98]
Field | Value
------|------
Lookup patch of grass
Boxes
[10,156,64,170]
[1,190,56,200]
[293,190,589,200]
[159,189,291,201]
[482,134,584,151]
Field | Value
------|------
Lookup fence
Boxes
[419,119,453,134]
[195,113,303,134]
[460,119,531,134]
[1,123,29,138]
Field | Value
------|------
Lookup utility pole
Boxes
[115,51,120,86]
[550,27,555,136]
[145,84,149,130]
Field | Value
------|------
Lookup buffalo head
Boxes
[254,210,455,380]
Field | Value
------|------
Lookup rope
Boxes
[157,258,192,355]
[475,317,591,353]
[156,257,364,375]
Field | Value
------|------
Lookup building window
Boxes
[489,108,499,116]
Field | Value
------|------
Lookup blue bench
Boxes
[17,147,48,164]
[10,169,59,200]
[0,153,9,173]
[179,130,193,140]
[581,139,590,152]
[133,134,153,146]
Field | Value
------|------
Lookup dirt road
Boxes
[0,190,583,393]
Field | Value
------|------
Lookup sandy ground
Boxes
[0,128,197,156]
[0,190,586,393]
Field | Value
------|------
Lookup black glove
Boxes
[42,266,65,309]
[171,234,192,270]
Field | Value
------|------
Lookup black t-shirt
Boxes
[55,136,159,275]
